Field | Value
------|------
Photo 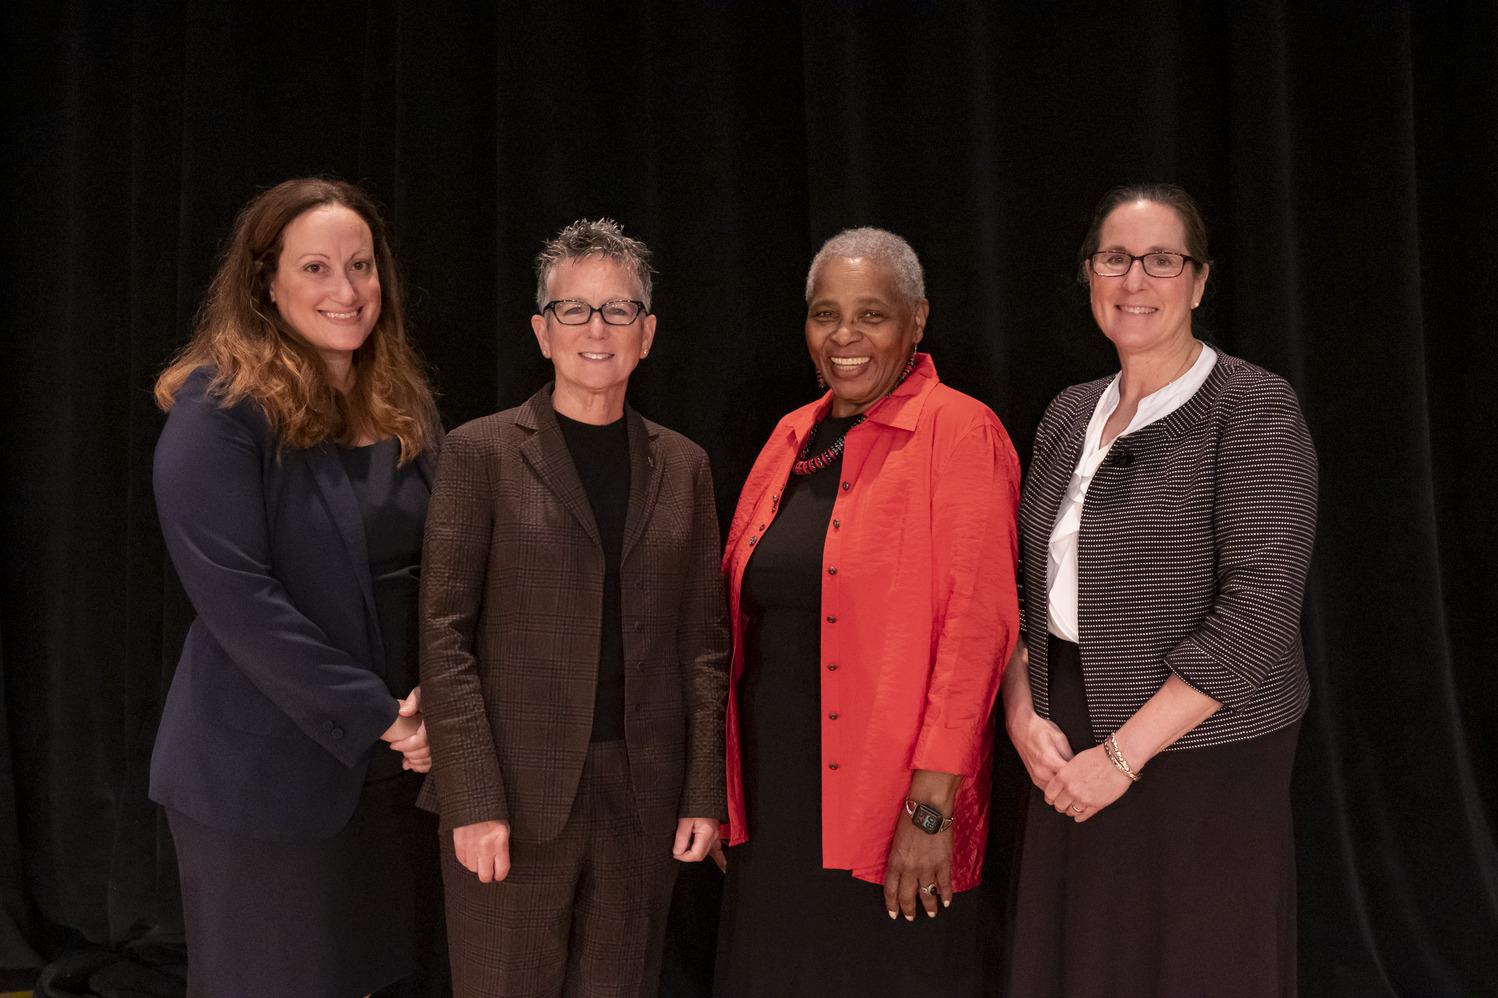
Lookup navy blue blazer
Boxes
[150,366,436,840]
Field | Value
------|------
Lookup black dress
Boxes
[168,438,448,998]
[714,415,979,998]
[1006,636,1299,997]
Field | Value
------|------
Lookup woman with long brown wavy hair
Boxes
[151,177,448,997]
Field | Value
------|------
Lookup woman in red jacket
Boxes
[713,227,1021,997]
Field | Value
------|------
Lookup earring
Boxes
[815,366,826,390]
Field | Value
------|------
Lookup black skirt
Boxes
[168,770,443,998]
[714,443,979,998]
[1007,636,1300,998]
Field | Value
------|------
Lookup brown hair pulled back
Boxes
[1077,183,1213,285]
[155,177,435,461]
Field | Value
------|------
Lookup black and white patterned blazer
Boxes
[1018,350,1318,750]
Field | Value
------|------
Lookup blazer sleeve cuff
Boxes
[1164,639,1257,713]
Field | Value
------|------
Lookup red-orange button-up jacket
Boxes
[721,355,1021,891]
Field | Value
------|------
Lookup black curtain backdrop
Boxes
[2,2,1494,995]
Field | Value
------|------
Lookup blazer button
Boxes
[826,663,837,671]
[330,727,344,740]
[749,536,757,546]
[828,763,839,770]
[841,481,850,491]
[827,566,836,575]
[759,524,766,531]
[826,615,836,623]
[829,712,838,720]
[833,519,840,528]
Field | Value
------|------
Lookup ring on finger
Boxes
[923,882,939,896]
[1071,803,1085,812]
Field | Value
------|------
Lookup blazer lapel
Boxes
[516,387,602,546]
[305,444,384,672]
[621,406,665,562]
[1035,384,1104,523]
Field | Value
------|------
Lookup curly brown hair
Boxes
[155,177,436,461]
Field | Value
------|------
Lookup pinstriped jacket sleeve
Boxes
[676,450,731,820]
[1162,369,1318,711]
[418,423,509,830]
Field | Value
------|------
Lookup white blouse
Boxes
[1046,344,1219,643]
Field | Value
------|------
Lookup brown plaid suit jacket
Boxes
[417,385,729,843]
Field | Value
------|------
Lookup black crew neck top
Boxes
[554,410,631,742]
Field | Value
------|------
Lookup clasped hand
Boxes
[1011,713,1132,822]
[380,686,431,772]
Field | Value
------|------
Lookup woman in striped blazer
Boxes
[1003,184,1318,997]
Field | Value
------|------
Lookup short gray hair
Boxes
[535,218,655,312]
[805,227,925,304]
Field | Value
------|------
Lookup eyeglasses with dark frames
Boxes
[542,299,648,325]
[1088,251,1198,279]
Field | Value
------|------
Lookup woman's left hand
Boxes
[883,769,961,919]
[389,686,431,773]
[1043,745,1131,821]
[883,815,953,920]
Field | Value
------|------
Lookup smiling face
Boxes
[530,255,656,421]
[268,204,381,383]
[805,256,928,417]
[1089,200,1208,358]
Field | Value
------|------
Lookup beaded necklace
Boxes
[791,352,920,476]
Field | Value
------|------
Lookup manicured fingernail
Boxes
[926,907,936,917]
[888,909,897,920]
[905,912,915,921]
[942,897,951,908]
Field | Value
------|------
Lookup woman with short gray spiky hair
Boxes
[716,227,1021,996]
[421,218,728,997]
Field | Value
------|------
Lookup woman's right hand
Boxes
[1001,637,1075,788]
[1008,710,1074,789]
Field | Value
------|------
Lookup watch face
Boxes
[912,803,943,834]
